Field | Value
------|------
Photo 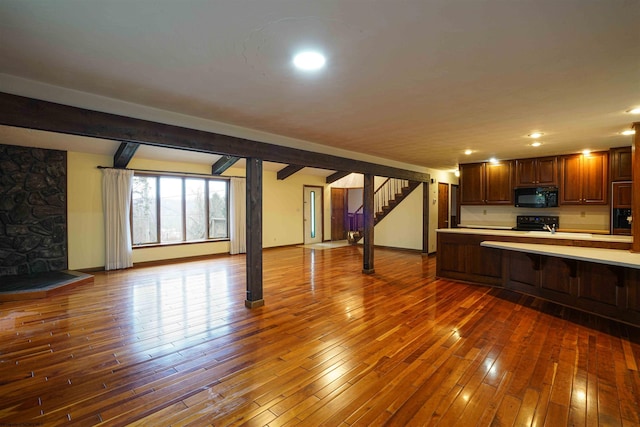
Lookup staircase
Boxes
[347,178,421,244]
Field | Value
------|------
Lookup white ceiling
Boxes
[0,0,638,172]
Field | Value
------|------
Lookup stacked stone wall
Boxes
[0,144,67,276]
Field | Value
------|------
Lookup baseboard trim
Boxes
[76,242,425,273]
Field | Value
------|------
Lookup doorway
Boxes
[331,188,347,240]
[304,186,323,244]
[438,182,449,229]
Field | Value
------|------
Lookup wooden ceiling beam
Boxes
[113,142,140,168]
[0,92,430,182]
[211,155,240,175]
[277,164,304,180]
[326,171,352,184]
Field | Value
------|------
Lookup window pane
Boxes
[160,177,183,242]
[185,179,206,241]
[310,191,316,238]
[132,176,157,244]
[209,180,228,239]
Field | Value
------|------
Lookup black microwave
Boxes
[514,187,558,208]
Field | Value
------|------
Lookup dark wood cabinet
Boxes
[610,146,632,182]
[560,154,582,204]
[436,233,503,285]
[582,152,608,204]
[507,252,539,293]
[460,161,512,205]
[612,181,632,235]
[575,263,622,319]
[462,151,610,207]
[582,152,609,205]
[514,156,557,187]
[436,231,640,327]
[627,269,640,317]
[612,182,632,208]
[459,163,485,205]
[485,162,513,204]
[559,152,608,205]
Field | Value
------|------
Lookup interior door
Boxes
[304,186,323,244]
[331,188,347,240]
[438,182,450,229]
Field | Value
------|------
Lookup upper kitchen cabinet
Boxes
[559,151,608,205]
[610,146,632,182]
[460,163,485,204]
[514,156,558,187]
[460,161,513,205]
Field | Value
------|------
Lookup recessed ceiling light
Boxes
[293,51,326,71]
[582,149,591,156]
[530,141,542,147]
[528,132,544,139]
[464,149,473,155]
[621,129,636,136]
[489,157,498,164]
[626,107,640,114]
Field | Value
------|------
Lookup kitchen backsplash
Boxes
[460,205,610,231]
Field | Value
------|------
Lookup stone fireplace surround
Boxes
[0,143,67,277]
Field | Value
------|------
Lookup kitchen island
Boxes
[436,228,640,326]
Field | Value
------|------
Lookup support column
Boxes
[422,181,429,255]
[245,157,264,308]
[362,173,375,274]
[632,122,640,252]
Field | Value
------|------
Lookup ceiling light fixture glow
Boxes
[626,108,640,114]
[293,51,326,71]
[464,149,473,155]
[582,149,591,156]
[489,157,498,164]
[531,141,542,147]
[621,129,636,136]
[528,132,544,139]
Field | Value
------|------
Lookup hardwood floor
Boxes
[1,245,639,426]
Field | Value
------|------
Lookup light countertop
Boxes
[437,227,632,243]
[480,241,640,269]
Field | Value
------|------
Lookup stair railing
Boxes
[349,178,410,232]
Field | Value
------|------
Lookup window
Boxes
[132,174,229,246]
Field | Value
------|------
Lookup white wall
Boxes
[256,169,328,247]
[348,188,363,212]
[67,152,108,270]
[374,185,423,250]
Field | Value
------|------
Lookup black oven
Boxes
[514,187,558,208]
[613,208,632,231]
[513,215,559,231]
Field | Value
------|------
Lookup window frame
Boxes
[130,172,230,248]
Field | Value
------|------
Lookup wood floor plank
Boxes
[0,246,638,425]
[491,394,521,427]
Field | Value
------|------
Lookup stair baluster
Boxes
[347,178,420,244]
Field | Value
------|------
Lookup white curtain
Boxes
[102,168,134,270]
[229,177,246,254]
